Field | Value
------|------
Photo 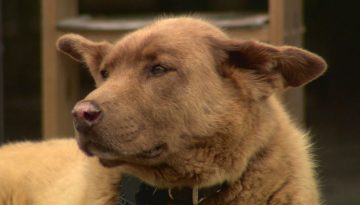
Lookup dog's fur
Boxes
[0,139,122,205]
[0,17,326,205]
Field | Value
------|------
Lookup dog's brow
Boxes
[100,59,115,71]
[137,32,182,60]
[143,47,180,61]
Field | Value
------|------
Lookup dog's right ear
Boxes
[56,34,112,72]
[207,36,327,100]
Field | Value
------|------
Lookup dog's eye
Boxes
[100,69,109,80]
[150,65,170,76]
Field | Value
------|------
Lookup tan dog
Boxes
[0,17,326,205]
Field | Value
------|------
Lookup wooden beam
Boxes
[56,13,270,43]
[269,0,285,45]
[269,0,304,46]
[57,24,269,44]
[56,13,268,32]
[42,0,79,138]
[283,0,304,46]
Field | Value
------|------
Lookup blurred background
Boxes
[0,0,359,204]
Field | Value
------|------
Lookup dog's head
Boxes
[57,17,326,188]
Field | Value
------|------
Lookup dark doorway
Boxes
[0,0,4,142]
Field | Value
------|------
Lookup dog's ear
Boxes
[56,34,112,72]
[209,37,327,98]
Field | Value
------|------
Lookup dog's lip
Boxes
[138,143,167,159]
[78,138,116,157]
[98,158,125,168]
[98,143,167,168]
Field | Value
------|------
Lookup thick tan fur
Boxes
[0,139,121,205]
[0,17,327,205]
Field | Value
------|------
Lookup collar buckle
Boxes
[168,184,225,205]
[192,186,199,205]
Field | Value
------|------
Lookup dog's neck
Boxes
[118,175,228,205]
[116,144,274,205]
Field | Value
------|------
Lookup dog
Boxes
[0,17,326,205]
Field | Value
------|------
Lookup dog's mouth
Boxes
[98,143,167,168]
[138,143,167,158]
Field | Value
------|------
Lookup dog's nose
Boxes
[72,101,102,132]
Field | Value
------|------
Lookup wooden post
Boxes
[269,0,285,45]
[0,0,4,141]
[42,0,79,138]
[269,0,304,45]
[269,0,305,124]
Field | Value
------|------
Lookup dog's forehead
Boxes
[103,33,182,68]
[103,17,227,67]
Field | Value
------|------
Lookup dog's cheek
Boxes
[143,74,188,121]
[151,73,187,99]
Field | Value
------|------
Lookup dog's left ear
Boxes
[56,34,112,73]
[209,37,327,92]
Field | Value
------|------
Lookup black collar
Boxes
[118,175,227,205]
